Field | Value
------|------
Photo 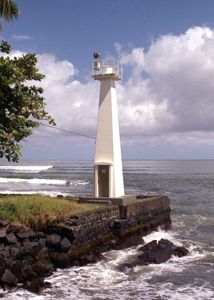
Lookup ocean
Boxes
[0,160,213,300]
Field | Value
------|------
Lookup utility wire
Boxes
[39,122,96,140]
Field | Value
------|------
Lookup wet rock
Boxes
[49,252,70,268]
[32,259,53,276]
[21,265,36,280]
[138,239,189,264]
[1,269,18,286]
[17,229,35,240]
[71,260,80,266]
[173,245,189,257]
[24,277,44,293]
[79,252,104,266]
[79,254,95,265]
[117,239,189,271]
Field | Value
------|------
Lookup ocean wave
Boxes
[1,228,213,300]
[0,177,89,186]
[0,165,53,173]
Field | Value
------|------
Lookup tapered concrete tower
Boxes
[92,53,124,198]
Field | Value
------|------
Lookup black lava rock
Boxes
[117,239,189,271]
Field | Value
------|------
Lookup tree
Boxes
[0,40,55,162]
[0,0,19,30]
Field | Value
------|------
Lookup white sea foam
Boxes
[0,177,66,185]
[157,282,214,300]
[0,177,89,186]
[2,234,213,300]
[0,165,53,173]
[142,228,182,246]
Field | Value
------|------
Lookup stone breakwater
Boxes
[0,196,173,293]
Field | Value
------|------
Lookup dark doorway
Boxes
[98,165,109,197]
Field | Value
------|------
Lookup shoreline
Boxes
[0,194,172,293]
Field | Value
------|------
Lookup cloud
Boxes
[3,26,214,158]
[36,54,98,136]
[12,34,32,41]
[34,26,214,141]
[118,26,214,135]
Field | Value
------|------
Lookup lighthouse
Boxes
[92,53,124,198]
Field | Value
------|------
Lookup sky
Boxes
[2,0,214,160]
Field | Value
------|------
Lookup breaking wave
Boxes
[0,177,89,186]
[3,229,213,300]
[0,165,53,173]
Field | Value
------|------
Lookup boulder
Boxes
[137,239,189,264]
[22,241,39,254]
[6,232,18,244]
[173,245,189,257]
[60,237,72,252]
[117,239,189,271]
[1,269,18,286]
[46,233,61,250]
[17,229,35,239]
[46,225,75,242]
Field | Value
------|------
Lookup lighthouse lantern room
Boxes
[92,52,124,198]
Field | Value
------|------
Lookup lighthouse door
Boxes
[98,165,109,197]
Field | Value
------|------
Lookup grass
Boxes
[0,194,104,229]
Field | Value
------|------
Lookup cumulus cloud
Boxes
[34,26,214,141]
[118,26,214,135]
[36,54,98,136]
[3,26,214,158]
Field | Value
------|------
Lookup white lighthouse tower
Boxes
[92,53,124,198]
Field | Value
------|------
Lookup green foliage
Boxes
[0,0,19,30]
[0,195,103,227]
[0,40,55,162]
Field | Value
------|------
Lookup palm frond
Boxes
[0,0,19,21]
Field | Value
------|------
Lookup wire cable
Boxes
[39,122,96,140]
